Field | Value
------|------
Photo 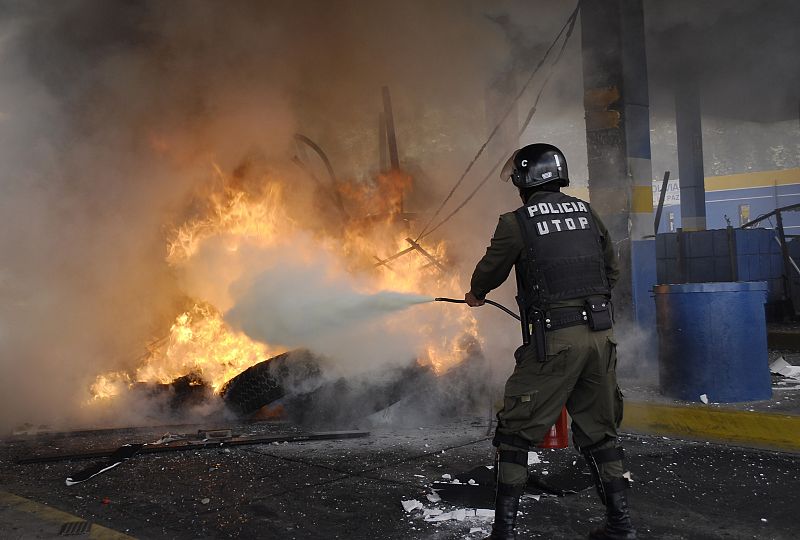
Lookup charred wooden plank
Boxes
[17,431,369,464]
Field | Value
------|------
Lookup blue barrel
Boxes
[654,282,772,402]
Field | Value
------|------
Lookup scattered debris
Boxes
[423,508,491,523]
[623,471,634,484]
[402,499,424,513]
[432,466,495,509]
[769,357,800,380]
[423,508,443,518]
[198,429,232,440]
[21,430,369,465]
[201,498,211,505]
[35,430,368,486]
[700,394,709,404]
[66,444,144,486]
[528,451,542,465]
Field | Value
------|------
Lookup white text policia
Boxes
[525,201,591,236]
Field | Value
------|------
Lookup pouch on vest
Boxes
[585,296,612,331]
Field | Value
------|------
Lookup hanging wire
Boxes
[416,4,580,241]
[413,1,582,243]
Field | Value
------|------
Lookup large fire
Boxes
[89,165,478,402]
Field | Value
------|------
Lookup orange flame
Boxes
[89,164,478,401]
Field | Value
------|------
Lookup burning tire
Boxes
[219,350,321,416]
[282,363,438,426]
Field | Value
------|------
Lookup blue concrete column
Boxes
[581,0,655,315]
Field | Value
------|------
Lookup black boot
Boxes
[486,492,520,540]
[588,490,636,540]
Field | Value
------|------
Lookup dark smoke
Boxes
[645,0,800,177]
[0,0,583,432]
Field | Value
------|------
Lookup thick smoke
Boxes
[5,0,797,432]
[0,0,586,432]
[645,0,800,177]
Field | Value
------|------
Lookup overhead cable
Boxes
[416,4,580,240]
[413,1,582,242]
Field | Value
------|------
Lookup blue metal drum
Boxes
[654,282,772,402]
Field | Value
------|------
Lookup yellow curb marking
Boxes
[0,490,135,539]
[622,401,800,452]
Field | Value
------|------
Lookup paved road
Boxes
[1,419,797,539]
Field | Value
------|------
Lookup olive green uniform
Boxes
[470,191,624,489]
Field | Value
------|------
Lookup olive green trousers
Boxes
[494,324,625,487]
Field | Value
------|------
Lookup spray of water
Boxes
[225,282,433,349]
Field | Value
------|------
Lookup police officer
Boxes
[465,144,636,540]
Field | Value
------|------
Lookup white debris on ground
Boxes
[402,499,424,513]
[770,357,800,380]
[404,501,495,524]
[770,357,800,391]
[401,467,556,535]
[623,471,634,483]
[700,394,709,404]
[528,451,542,465]
[769,357,800,392]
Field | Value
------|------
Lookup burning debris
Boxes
[77,117,487,428]
[87,332,492,429]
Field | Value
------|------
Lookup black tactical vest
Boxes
[514,191,610,307]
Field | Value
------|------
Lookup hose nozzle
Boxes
[434,297,520,321]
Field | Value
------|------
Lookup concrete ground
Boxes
[1,418,798,540]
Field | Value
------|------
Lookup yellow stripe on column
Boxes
[631,185,654,213]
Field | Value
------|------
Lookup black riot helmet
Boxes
[500,143,569,189]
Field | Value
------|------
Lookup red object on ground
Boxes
[538,407,569,449]
[101,497,111,505]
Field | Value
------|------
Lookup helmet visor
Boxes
[499,150,518,182]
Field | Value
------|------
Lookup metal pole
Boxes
[726,226,738,281]
[381,86,402,213]
[775,210,796,314]
[381,86,400,171]
[676,228,686,283]
[379,112,388,173]
[654,171,671,235]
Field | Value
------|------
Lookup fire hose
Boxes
[434,297,520,321]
